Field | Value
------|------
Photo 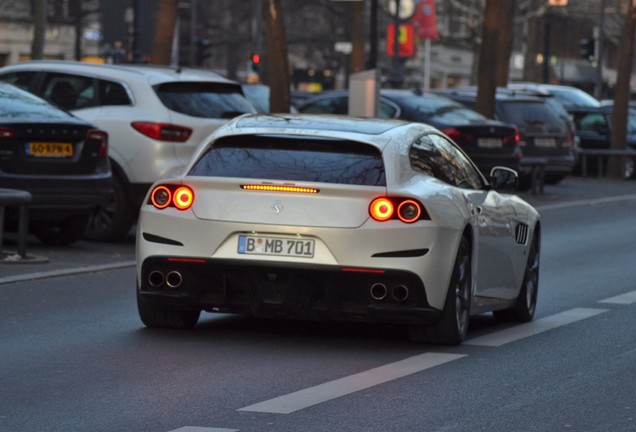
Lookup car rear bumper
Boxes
[1,173,112,220]
[137,256,443,325]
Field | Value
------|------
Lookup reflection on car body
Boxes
[136,114,540,345]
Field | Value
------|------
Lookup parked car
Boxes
[298,89,522,176]
[0,81,111,245]
[241,83,298,113]
[0,61,256,241]
[136,113,541,345]
[569,104,636,178]
[507,83,601,110]
[437,88,576,186]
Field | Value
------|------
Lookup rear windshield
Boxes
[188,135,386,186]
[155,82,255,118]
[497,101,564,128]
[0,84,73,120]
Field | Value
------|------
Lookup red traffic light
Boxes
[251,53,261,64]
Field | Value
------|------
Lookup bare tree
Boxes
[263,0,290,112]
[151,0,178,65]
[31,0,46,60]
[475,0,502,118]
[608,0,636,178]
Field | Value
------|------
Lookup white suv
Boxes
[0,61,256,241]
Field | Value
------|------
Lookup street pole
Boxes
[132,0,142,62]
[595,0,605,99]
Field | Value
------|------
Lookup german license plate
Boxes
[27,142,74,157]
[478,138,502,148]
[534,138,556,148]
[238,235,315,258]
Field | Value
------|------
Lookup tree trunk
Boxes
[608,0,636,178]
[496,0,516,86]
[151,0,178,65]
[31,0,47,60]
[349,1,365,75]
[475,0,502,119]
[263,0,290,113]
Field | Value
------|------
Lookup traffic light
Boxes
[579,38,595,61]
[251,53,261,72]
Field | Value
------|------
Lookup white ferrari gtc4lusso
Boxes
[136,114,540,345]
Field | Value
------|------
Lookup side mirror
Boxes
[489,166,518,191]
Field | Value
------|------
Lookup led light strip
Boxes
[241,184,319,194]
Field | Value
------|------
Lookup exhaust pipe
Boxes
[166,271,183,288]
[148,271,164,288]
[392,285,409,302]
[370,282,388,301]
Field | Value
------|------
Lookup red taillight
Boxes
[370,197,426,223]
[151,186,172,209]
[441,128,474,145]
[86,129,108,157]
[397,200,421,223]
[370,198,394,221]
[149,184,194,210]
[131,122,192,142]
[173,186,194,210]
[0,126,16,139]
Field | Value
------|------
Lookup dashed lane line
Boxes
[464,307,608,347]
[168,428,239,432]
[598,290,636,305]
[237,352,466,414]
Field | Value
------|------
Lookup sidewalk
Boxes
[0,177,634,284]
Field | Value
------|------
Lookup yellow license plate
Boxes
[28,142,74,157]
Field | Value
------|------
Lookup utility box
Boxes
[348,69,379,118]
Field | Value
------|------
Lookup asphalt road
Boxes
[1,176,636,432]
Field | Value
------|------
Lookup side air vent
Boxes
[515,223,529,245]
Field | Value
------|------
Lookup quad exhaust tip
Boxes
[148,270,183,288]
[370,282,388,301]
[392,285,409,302]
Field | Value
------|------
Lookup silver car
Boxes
[135,114,541,345]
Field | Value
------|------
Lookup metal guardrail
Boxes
[579,148,636,178]
[0,188,32,262]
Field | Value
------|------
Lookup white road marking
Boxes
[237,352,466,414]
[599,290,636,305]
[465,307,608,347]
[168,427,238,432]
[534,194,636,212]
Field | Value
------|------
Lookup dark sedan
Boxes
[570,104,636,179]
[297,89,521,176]
[437,89,576,186]
[0,82,112,245]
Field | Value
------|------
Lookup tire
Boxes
[84,173,136,242]
[493,232,540,322]
[137,290,200,329]
[33,213,90,245]
[409,236,472,345]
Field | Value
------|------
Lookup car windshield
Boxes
[0,84,73,120]
[394,94,488,123]
[155,82,255,118]
[188,135,386,186]
[547,87,601,109]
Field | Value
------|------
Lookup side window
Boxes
[41,73,94,110]
[429,134,483,189]
[576,112,607,133]
[409,134,483,189]
[0,71,38,92]
[299,96,347,114]
[98,79,132,106]
[379,101,398,119]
